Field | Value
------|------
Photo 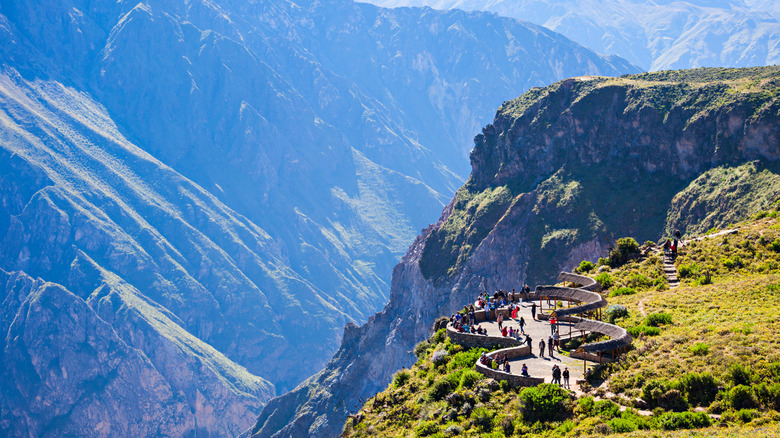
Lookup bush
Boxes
[689,342,710,356]
[608,237,640,267]
[658,389,689,412]
[608,418,638,433]
[414,421,439,437]
[606,304,629,323]
[519,383,573,422]
[658,411,712,430]
[627,273,653,289]
[449,348,487,371]
[427,379,454,401]
[431,349,448,365]
[627,325,660,337]
[460,370,483,389]
[769,238,780,252]
[645,312,672,327]
[679,372,719,407]
[609,287,636,297]
[595,272,615,290]
[578,260,595,273]
[754,382,780,410]
[729,385,758,409]
[499,416,515,436]
[393,370,411,388]
[677,262,701,279]
[728,364,752,386]
[593,399,621,419]
[471,407,495,431]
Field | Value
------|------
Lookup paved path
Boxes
[478,301,587,386]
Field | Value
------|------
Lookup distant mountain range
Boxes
[0,0,636,435]
[362,0,780,71]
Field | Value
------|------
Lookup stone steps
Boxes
[663,255,679,288]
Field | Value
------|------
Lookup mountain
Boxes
[0,0,638,434]
[342,214,780,437]
[362,0,780,71]
[250,66,780,437]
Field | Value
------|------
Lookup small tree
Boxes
[519,383,573,422]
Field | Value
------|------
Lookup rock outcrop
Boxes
[251,66,780,437]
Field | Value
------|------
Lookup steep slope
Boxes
[0,0,637,396]
[252,66,780,437]
[343,215,780,437]
[364,0,780,71]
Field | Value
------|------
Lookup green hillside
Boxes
[343,208,780,437]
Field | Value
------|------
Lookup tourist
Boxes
[548,336,554,357]
[663,239,671,255]
[552,365,561,385]
[531,302,537,320]
[519,317,525,334]
[503,361,511,373]
[501,326,508,337]
[526,334,532,354]
[563,367,570,389]
[521,363,529,377]
[553,331,560,351]
[497,313,504,330]
[539,339,545,357]
[550,315,557,335]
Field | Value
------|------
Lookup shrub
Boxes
[459,370,483,389]
[627,273,653,289]
[606,304,629,323]
[431,349,448,365]
[578,260,595,273]
[608,418,638,433]
[499,416,515,436]
[449,348,487,371]
[677,262,701,279]
[593,399,620,419]
[608,237,640,267]
[443,425,463,436]
[393,370,411,388]
[575,396,595,416]
[414,421,439,437]
[433,328,446,343]
[658,411,712,430]
[721,256,743,269]
[645,312,672,327]
[728,364,753,386]
[679,372,719,407]
[595,272,615,290]
[427,379,454,401]
[689,342,710,356]
[628,325,660,337]
[769,238,780,252]
[609,287,636,297]
[659,389,689,412]
[519,383,573,422]
[471,407,495,431]
[754,382,780,410]
[729,385,758,409]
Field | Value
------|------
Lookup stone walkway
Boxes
[477,301,587,385]
[663,254,679,288]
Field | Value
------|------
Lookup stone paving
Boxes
[477,300,588,386]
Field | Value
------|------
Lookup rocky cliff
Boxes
[251,66,780,437]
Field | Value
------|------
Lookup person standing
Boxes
[548,336,554,357]
[497,312,504,330]
[539,339,546,357]
[519,316,526,334]
[526,334,533,354]
[563,367,570,389]
[531,302,537,320]
[552,365,561,385]
[553,331,560,351]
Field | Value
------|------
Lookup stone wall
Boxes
[446,326,523,350]
[476,346,544,387]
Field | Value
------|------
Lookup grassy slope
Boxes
[420,66,780,284]
[343,209,780,437]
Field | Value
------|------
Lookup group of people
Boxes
[480,352,511,373]
[551,365,570,388]
[663,230,683,257]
